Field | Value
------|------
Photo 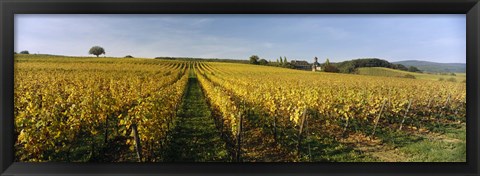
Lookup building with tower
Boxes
[312,57,322,71]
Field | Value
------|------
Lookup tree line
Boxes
[249,55,296,69]
[248,55,422,74]
[332,58,421,73]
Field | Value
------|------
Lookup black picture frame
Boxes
[1,0,479,175]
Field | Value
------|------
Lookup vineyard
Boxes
[14,55,466,162]
[15,55,189,162]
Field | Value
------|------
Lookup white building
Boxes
[312,57,322,71]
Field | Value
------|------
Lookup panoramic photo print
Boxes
[14,14,466,162]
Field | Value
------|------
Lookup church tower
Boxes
[312,57,320,71]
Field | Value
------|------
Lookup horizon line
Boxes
[14,53,467,64]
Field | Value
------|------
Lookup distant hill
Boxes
[393,60,465,73]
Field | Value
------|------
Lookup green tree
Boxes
[408,66,421,73]
[323,65,340,73]
[324,58,331,66]
[393,64,409,71]
[259,59,268,65]
[338,62,356,73]
[249,55,259,65]
[283,56,287,64]
[125,55,134,58]
[89,46,106,57]
[20,50,29,54]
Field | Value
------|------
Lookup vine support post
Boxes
[422,97,433,121]
[89,139,95,161]
[236,109,244,162]
[104,115,109,144]
[272,103,279,143]
[342,115,350,136]
[132,124,143,162]
[297,108,308,158]
[439,94,451,120]
[273,114,278,143]
[398,99,413,131]
[371,99,387,137]
[419,97,434,129]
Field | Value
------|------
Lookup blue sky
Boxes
[15,14,465,63]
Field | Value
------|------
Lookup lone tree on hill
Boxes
[408,66,421,73]
[249,55,259,65]
[89,46,106,57]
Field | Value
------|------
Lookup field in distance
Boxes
[14,54,466,162]
[356,67,465,82]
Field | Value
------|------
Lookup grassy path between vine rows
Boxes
[162,70,229,162]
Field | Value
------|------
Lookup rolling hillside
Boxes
[393,60,466,73]
[357,67,465,82]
